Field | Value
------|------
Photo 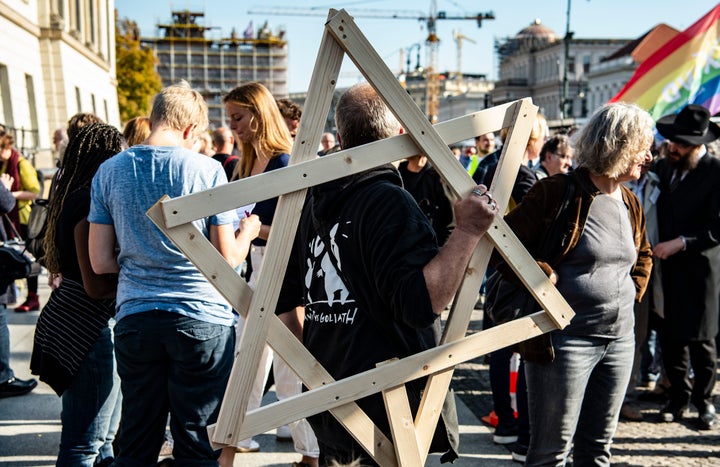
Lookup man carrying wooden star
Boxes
[276,82,498,466]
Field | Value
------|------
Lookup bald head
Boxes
[212,127,234,154]
[320,132,335,151]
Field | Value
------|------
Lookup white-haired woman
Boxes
[492,103,654,465]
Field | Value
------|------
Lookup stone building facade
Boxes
[0,0,118,167]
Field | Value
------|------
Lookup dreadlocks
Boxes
[43,123,124,274]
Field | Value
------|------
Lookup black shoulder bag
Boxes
[1,214,40,291]
[25,198,49,263]
[484,175,577,363]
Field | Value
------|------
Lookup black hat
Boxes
[656,104,720,145]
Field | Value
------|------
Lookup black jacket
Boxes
[278,165,458,464]
[654,154,720,341]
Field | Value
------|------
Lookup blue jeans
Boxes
[525,332,634,467]
[113,311,234,467]
[57,324,122,466]
[0,304,13,382]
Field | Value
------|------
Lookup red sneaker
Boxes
[14,293,40,312]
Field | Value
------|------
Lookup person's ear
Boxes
[183,124,198,142]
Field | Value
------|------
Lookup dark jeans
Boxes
[57,325,121,466]
[489,346,528,446]
[660,336,717,409]
[19,224,37,294]
[113,311,234,466]
[0,304,13,382]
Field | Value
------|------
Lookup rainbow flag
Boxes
[609,4,720,120]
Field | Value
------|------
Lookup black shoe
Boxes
[659,402,687,423]
[0,377,37,398]
[698,404,717,430]
[493,423,519,444]
[509,442,528,463]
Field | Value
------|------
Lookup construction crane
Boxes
[248,2,494,123]
[453,28,476,82]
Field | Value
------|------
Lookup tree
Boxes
[116,14,162,124]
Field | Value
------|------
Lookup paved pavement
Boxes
[0,274,718,466]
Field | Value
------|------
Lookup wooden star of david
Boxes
[146,9,574,466]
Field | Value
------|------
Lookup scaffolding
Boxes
[142,10,289,129]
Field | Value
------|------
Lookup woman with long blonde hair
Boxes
[223,83,319,466]
[222,81,292,274]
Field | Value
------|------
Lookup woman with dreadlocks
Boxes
[30,123,124,466]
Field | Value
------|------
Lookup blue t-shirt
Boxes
[88,145,237,326]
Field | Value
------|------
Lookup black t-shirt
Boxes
[397,161,454,245]
[56,188,90,283]
[482,162,538,206]
[212,153,238,182]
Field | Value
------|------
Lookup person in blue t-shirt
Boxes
[88,81,260,466]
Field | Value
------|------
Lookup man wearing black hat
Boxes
[653,104,720,430]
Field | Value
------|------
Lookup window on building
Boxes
[583,56,591,74]
[567,56,575,75]
[75,86,82,112]
[89,0,96,45]
[57,0,64,17]
[75,0,82,36]
[91,93,97,115]
[106,0,112,59]
[104,99,109,122]
[25,74,39,148]
[0,64,13,126]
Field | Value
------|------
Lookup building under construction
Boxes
[141,10,288,129]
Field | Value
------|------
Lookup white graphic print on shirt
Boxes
[304,222,358,325]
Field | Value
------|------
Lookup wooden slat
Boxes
[146,197,253,314]
[379,360,423,467]
[160,101,524,228]
[414,98,538,458]
[232,311,557,439]
[326,10,469,197]
[210,15,346,448]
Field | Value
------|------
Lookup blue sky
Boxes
[116,0,717,92]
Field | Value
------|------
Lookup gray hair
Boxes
[574,103,653,179]
[335,83,400,149]
[150,80,208,136]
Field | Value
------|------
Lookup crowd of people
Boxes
[0,77,718,467]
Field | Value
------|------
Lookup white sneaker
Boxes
[276,424,292,440]
[235,438,260,453]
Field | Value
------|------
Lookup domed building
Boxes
[492,19,629,123]
[515,19,557,48]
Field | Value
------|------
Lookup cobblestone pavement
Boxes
[450,309,720,466]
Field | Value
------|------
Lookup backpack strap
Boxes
[222,155,239,168]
